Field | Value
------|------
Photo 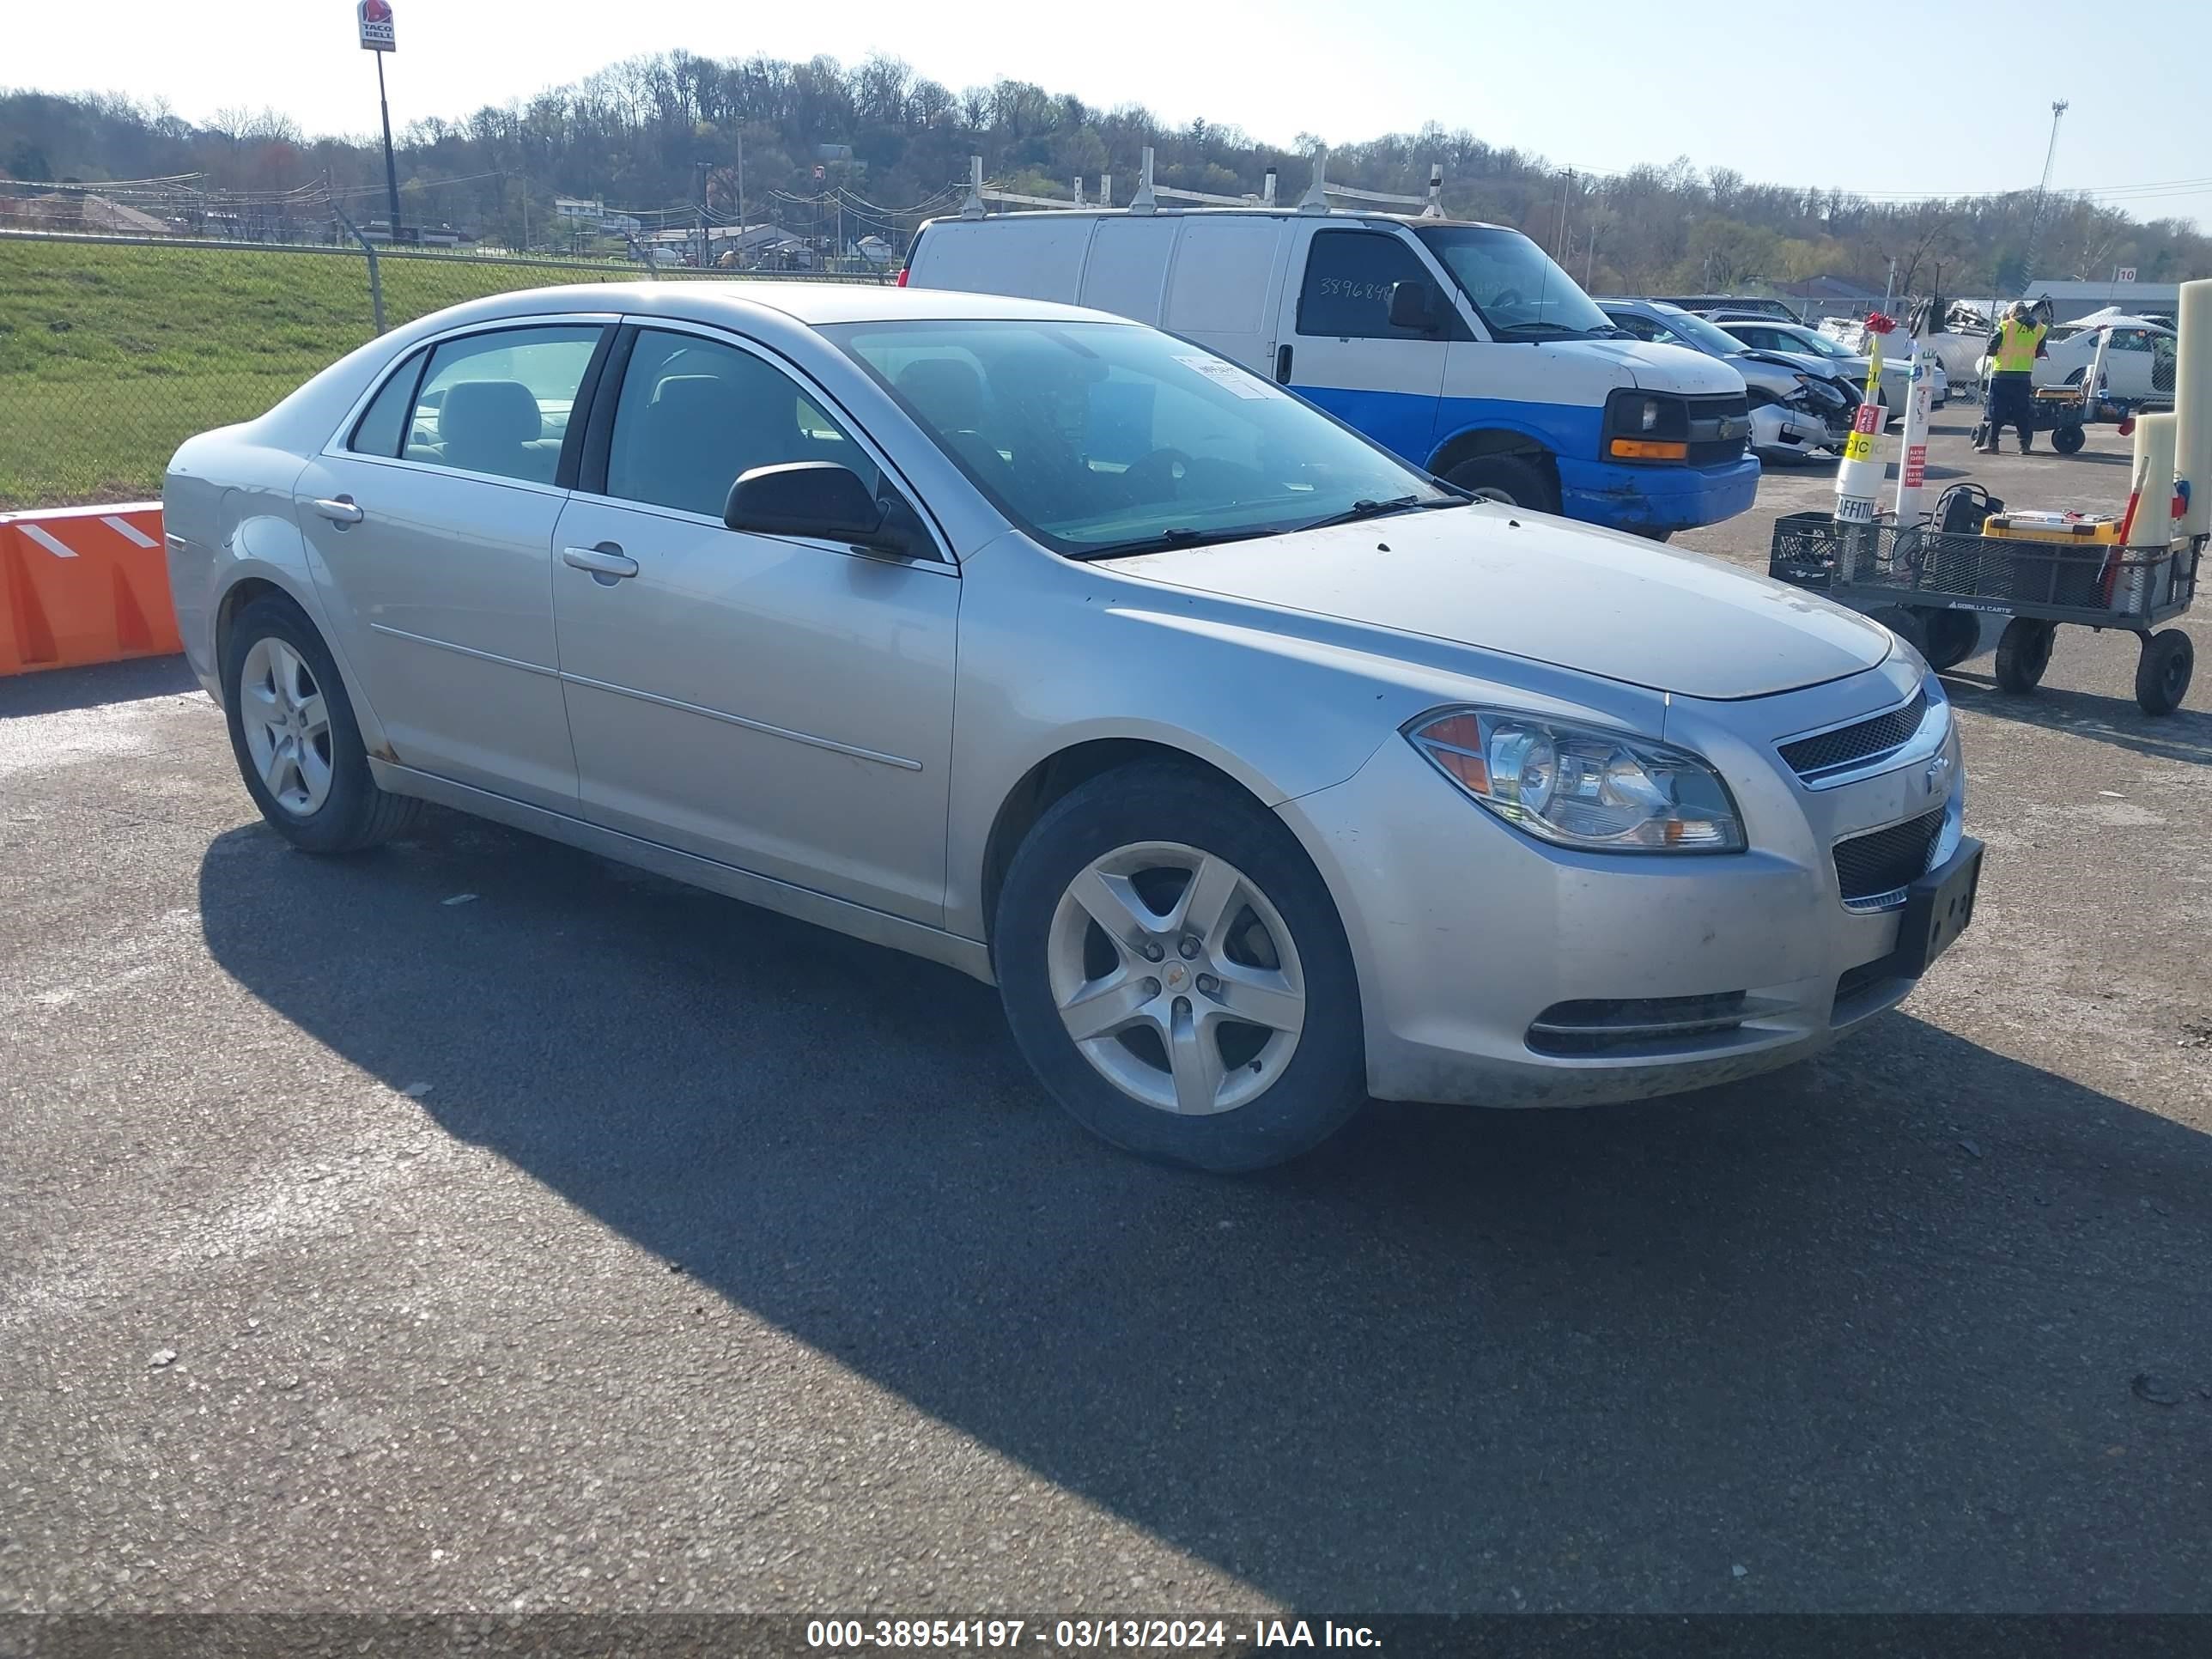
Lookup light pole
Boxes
[2021,99,2069,295]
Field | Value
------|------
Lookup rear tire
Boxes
[1446,454,1559,514]
[994,763,1367,1173]
[2135,629,2193,715]
[222,593,420,854]
[2052,423,2086,455]
[1993,617,2055,695]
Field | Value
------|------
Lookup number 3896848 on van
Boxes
[904,205,1758,538]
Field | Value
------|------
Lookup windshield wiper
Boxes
[1067,526,1285,561]
[1492,321,1595,341]
[1295,495,1462,532]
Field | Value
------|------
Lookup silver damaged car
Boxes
[164,283,1982,1170]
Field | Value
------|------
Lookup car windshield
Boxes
[1413,224,1613,340]
[1785,329,1854,359]
[1652,307,1750,357]
[830,320,1460,558]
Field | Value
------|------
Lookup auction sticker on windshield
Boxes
[1175,355,1273,398]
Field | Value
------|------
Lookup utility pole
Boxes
[1553,169,1573,258]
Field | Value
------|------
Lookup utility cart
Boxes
[1769,511,2200,715]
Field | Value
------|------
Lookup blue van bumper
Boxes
[1558,454,1761,535]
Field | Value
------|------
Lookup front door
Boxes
[295,320,607,811]
[550,325,958,926]
[1273,223,1447,466]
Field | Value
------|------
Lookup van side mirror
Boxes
[724,461,913,556]
[1389,281,1437,332]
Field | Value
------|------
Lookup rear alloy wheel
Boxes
[1445,454,1558,514]
[222,594,420,854]
[995,764,1366,1171]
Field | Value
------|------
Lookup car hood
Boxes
[1558,337,1747,397]
[1098,506,1893,700]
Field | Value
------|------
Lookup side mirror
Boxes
[1388,280,1438,333]
[724,461,911,556]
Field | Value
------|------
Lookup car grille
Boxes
[1779,691,1928,781]
[1527,992,1751,1056]
[1685,392,1751,466]
[1832,809,1944,907]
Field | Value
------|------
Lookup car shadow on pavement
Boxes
[197,811,2212,1613]
[1942,674,2212,768]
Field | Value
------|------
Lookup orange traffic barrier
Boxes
[0,502,180,678]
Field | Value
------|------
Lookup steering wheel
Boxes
[1492,288,1527,312]
[1121,447,1193,503]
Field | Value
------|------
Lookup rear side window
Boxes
[410,325,604,485]
[348,351,424,458]
[1297,231,1433,340]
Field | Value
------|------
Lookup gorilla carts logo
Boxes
[357,0,396,51]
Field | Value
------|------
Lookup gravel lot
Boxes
[3,414,2209,1622]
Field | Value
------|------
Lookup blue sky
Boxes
[12,0,2212,235]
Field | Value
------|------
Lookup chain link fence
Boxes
[0,227,884,511]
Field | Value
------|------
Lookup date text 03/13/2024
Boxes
[805,1619,1382,1650]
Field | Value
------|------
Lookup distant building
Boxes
[2026,279,2183,324]
[8,189,169,235]
[552,197,641,234]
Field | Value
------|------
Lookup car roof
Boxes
[409,278,1136,333]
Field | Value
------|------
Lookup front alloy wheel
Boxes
[1047,842,1306,1117]
[994,762,1367,1172]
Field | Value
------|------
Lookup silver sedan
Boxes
[164,283,1980,1171]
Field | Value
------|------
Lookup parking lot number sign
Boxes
[358,0,395,52]
[2117,267,2136,283]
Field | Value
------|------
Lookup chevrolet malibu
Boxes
[164,283,1981,1171]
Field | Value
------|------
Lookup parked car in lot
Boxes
[1707,315,1948,420]
[1598,300,1858,453]
[1970,313,2178,403]
[164,283,1979,1171]
[905,207,1758,538]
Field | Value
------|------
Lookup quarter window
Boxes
[348,350,425,459]
[410,325,603,485]
[605,330,879,520]
[1297,230,1435,340]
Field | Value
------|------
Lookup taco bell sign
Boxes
[358,0,395,52]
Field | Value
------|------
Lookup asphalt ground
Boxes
[3,412,2209,1626]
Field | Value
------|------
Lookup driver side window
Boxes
[1297,231,1434,341]
[604,329,879,520]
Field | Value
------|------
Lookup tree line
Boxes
[4,53,2208,297]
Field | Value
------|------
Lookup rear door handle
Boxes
[562,542,639,580]
[311,496,364,526]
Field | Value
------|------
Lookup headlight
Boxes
[1407,708,1746,853]
[1601,389,1689,462]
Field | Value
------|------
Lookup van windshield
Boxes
[1413,225,1614,341]
[830,319,1461,559]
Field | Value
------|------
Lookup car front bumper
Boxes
[1278,656,1967,1108]
[1557,453,1760,535]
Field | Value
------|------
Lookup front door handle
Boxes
[562,542,639,580]
[1275,344,1293,384]
[312,496,365,526]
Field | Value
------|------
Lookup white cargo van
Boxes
[902,207,1758,536]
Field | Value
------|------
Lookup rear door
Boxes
[295,319,611,811]
[1079,216,1179,326]
[1273,222,1447,466]
[548,322,958,925]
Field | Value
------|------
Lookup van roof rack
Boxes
[957,148,1444,221]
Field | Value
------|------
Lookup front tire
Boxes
[1445,454,1559,514]
[994,763,1367,1172]
[1993,617,2055,695]
[222,594,420,854]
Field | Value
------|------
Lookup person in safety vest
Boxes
[1978,299,2050,453]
